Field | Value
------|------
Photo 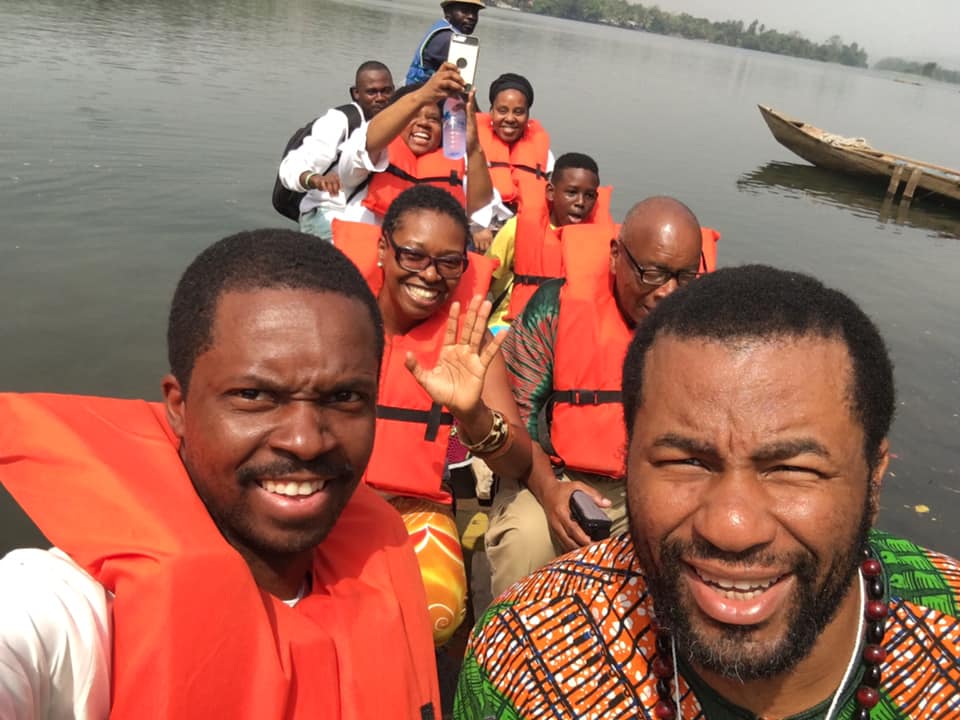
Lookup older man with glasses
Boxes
[486,196,707,597]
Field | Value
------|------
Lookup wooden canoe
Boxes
[758,105,960,204]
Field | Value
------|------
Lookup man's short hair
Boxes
[382,185,470,245]
[551,152,599,184]
[621,264,895,470]
[168,228,385,393]
[355,60,390,83]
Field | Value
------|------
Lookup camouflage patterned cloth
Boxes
[454,530,960,719]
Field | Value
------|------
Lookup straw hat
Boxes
[441,0,486,8]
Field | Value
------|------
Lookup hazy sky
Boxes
[646,0,959,63]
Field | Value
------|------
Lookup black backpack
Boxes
[272,103,363,221]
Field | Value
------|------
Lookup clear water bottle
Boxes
[442,96,466,160]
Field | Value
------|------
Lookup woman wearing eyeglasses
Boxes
[331,185,536,647]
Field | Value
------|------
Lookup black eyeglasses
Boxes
[385,233,468,279]
[618,241,700,288]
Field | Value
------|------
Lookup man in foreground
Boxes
[486,197,705,596]
[278,61,395,239]
[457,265,960,719]
[0,230,439,718]
[406,1,484,85]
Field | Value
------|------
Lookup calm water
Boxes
[2,0,958,555]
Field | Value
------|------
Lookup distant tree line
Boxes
[499,0,868,67]
[874,57,960,84]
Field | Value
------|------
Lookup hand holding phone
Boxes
[569,490,612,542]
[446,34,480,92]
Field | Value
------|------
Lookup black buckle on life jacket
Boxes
[376,403,453,441]
[567,389,621,406]
[448,170,459,187]
[536,389,622,476]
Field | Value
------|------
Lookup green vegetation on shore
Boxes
[498,0,868,67]
[875,57,960,84]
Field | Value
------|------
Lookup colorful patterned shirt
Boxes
[455,531,960,720]
[499,278,563,439]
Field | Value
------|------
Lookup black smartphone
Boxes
[569,490,612,541]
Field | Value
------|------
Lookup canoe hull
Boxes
[758,105,960,203]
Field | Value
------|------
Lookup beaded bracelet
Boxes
[475,422,514,461]
[458,409,509,456]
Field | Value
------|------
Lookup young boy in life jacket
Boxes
[485,152,606,334]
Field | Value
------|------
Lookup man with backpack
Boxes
[276,61,395,240]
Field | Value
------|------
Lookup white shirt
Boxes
[337,124,504,228]
[0,549,111,720]
[0,549,308,719]
[276,102,371,221]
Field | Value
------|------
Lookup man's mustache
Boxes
[236,457,354,485]
[663,536,810,570]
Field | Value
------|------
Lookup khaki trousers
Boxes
[485,470,627,599]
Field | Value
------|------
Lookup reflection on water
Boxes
[737,161,960,241]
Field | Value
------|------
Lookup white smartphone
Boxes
[447,34,480,92]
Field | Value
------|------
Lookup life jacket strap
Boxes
[487,160,547,179]
[535,389,622,463]
[377,403,453,442]
[513,273,555,287]
[553,389,622,406]
[385,165,462,187]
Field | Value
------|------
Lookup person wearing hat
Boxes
[406,1,485,86]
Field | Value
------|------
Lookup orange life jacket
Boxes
[476,113,551,211]
[362,137,466,219]
[506,186,616,321]
[545,241,632,478]
[332,219,496,505]
[700,226,720,273]
[0,393,440,720]
[543,228,721,478]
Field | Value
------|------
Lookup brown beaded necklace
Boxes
[651,548,888,720]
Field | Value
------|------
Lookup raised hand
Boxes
[404,294,507,417]
[471,227,494,253]
[465,89,479,155]
[421,62,465,104]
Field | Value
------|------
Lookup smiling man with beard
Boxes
[0,229,440,719]
[455,265,960,720]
